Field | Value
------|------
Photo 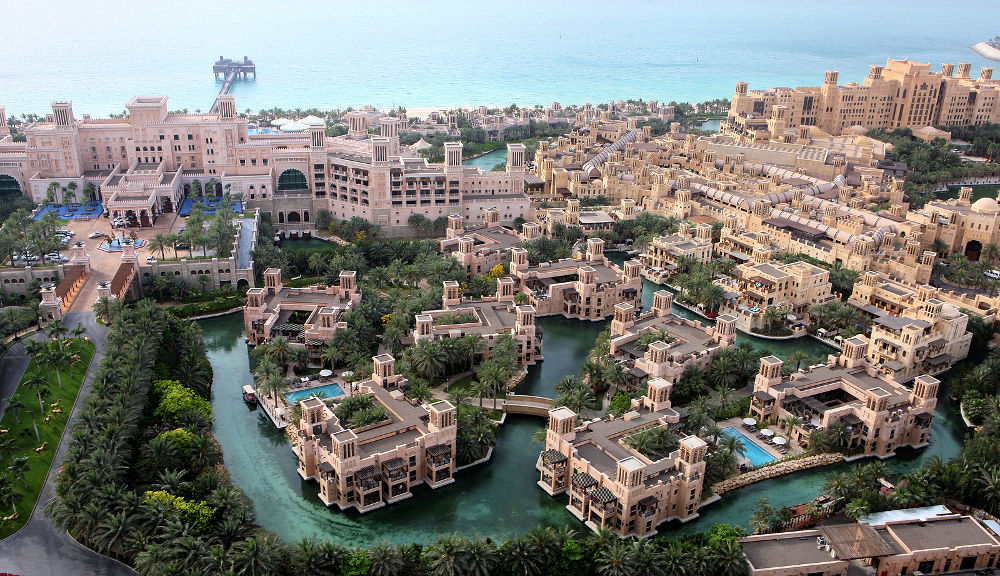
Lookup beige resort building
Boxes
[749,337,938,458]
[412,279,541,366]
[715,259,836,335]
[850,270,1000,324]
[243,268,362,360]
[0,96,530,234]
[607,290,738,384]
[638,221,714,280]
[725,59,1000,141]
[864,297,971,383]
[440,209,540,277]
[294,355,458,513]
[509,238,642,321]
[741,508,1000,576]
[538,379,708,538]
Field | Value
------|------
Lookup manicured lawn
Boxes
[0,338,95,539]
[445,374,476,394]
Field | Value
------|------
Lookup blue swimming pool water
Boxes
[285,383,345,404]
[721,426,775,467]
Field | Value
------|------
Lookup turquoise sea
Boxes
[3,0,1000,116]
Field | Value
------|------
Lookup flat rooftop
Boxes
[887,516,998,552]
[742,532,843,570]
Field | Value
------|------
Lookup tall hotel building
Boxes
[0,95,529,231]
[725,59,1000,142]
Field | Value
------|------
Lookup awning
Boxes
[571,472,597,487]
[356,465,379,481]
[542,449,568,464]
[590,486,616,503]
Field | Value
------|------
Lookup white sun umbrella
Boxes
[280,121,309,132]
[299,114,325,126]
[761,428,774,437]
[773,437,787,445]
[743,417,757,426]
[319,369,333,378]
[271,117,293,127]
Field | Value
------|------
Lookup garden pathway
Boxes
[0,311,137,576]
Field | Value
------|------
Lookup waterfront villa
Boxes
[243,268,361,357]
[716,259,836,335]
[749,337,938,458]
[864,297,971,382]
[539,379,708,538]
[850,270,1000,323]
[294,355,458,513]
[740,507,1000,576]
[638,222,713,280]
[440,209,538,277]
[412,279,540,366]
[607,290,738,383]
[509,238,642,321]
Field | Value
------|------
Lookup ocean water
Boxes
[3,0,999,116]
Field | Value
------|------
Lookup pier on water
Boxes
[211,56,255,112]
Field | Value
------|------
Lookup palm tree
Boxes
[470,379,494,409]
[596,541,630,576]
[425,534,468,576]
[709,354,740,390]
[459,334,486,369]
[787,350,810,372]
[307,252,327,277]
[502,536,543,576]
[7,456,30,490]
[320,341,344,370]
[148,232,170,260]
[2,398,24,424]
[289,346,310,374]
[980,466,1000,514]
[404,382,434,404]
[719,433,746,459]
[781,414,802,434]
[22,373,47,415]
[47,318,68,350]
[368,542,405,576]
[230,534,285,576]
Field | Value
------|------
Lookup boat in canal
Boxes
[241,384,257,404]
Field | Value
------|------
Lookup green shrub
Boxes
[155,428,200,457]
[144,490,214,534]
[608,392,631,415]
[153,379,213,423]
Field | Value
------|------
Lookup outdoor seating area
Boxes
[739,417,790,455]
[34,202,103,221]
[178,196,243,216]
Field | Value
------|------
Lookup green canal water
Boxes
[199,253,967,544]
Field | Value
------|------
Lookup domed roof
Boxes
[971,197,1000,214]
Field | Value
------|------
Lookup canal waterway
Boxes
[200,253,967,544]
[462,148,508,172]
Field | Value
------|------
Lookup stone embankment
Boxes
[710,453,844,495]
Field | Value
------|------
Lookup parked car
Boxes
[88,231,103,239]
[56,229,74,236]
[174,242,189,250]
[986,270,1000,280]
[146,256,156,263]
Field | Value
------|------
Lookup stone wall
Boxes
[710,453,844,495]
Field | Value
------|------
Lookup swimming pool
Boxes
[721,426,775,467]
[284,383,345,404]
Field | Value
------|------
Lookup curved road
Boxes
[0,311,137,576]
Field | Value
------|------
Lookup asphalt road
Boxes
[0,311,137,576]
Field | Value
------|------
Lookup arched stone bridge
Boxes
[498,395,554,417]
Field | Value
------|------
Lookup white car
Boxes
[56,229,74,236]
[985,270,1000,280]
[88,231,103,239]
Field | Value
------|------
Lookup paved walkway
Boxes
[0,311,137,576]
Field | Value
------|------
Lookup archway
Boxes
[286,211,301,223]
[0,174,21,203]
[139,209,151,227]
[236,279,249,292]
[277,169,308,194]
[966,239,983,261]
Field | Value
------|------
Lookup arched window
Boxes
[277,169,308,194]
[0,174,22,203]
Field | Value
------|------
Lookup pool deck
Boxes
[717,416,803,462]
